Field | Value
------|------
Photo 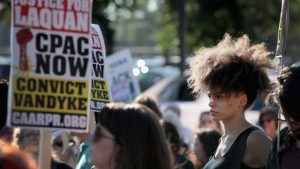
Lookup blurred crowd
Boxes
[1,34,300,169]
[0,83,287,169]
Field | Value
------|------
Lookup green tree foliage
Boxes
[93,0,153,54]
[114,9,160,47]
[158,0,284,55]
[0,0,11,49]
[92,0,114,54]
[153,0,179,60]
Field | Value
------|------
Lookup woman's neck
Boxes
[222,112,251,136]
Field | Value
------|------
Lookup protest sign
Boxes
[8,0,92,131]
[90,24,111,112]
[107,49,141,102]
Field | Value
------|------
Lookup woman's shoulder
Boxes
[247,128,271,145]
[244,127,271,167]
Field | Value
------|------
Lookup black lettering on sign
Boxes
[53,55,66,75]
[16,77,26,91]
[57,96,67,109]
[24,94,34,107]
[68,57,89,77]
[49,80,59,93]
[92,50,104,78]
[35,95,45,107]
[63,36,76,55]
[78,37,89,56]
[35,54,50,74]
[35,33,89,55]
[47,95,56,108]
[14,93,23,106]
[15,77,86,95]
[13,93,87,111]
[36,33,48,52]
[92,51,103,63]
[50,34,63,53]
[91,90,109,100]
[91,80,105,89]
[78,98,87,110]
[35,54,89,77]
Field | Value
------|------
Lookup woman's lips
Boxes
[210,110,218,116]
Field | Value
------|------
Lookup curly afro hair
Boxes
[271,66,300,121]
[188,34,275,109]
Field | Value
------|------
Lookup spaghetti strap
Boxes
[204,126,261,169]
[231,126,260,169]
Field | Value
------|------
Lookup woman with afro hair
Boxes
[188,34,275,169]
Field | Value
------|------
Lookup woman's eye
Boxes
[216,94,223,99]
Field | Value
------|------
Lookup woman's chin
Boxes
[89,155,99,167]
[211,116,219,121]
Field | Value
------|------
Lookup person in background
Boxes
[198,111,223,133]
[73,131,92,169]
[163,104,194,147]
[162,121,195,169]
[192,113,222,169]
[13,128,40,162]
[257,106,278,139]
[90,103,173,169]
[164,104,182,118]
[52,131,77,168]
[266,66,300,169]
[73,112,96,169]
[13,128,73,169]
[0,79,13,145]
[194,128,221,168]
[133,94,163,118]
[0,126,13,144]
[188,34,274,169]
[0,79,8,130]
[0,140,39,169]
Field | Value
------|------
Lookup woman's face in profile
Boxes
[261,115,277,138]
[90,126,119,169]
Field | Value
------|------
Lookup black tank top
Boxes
[203,126,262,169]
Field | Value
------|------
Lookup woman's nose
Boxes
[209,97,215,107]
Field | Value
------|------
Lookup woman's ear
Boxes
[239,93,247,108]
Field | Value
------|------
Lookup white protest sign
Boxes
[8,0,92,131]
[90,24,111,112]
[107,49,141,102]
